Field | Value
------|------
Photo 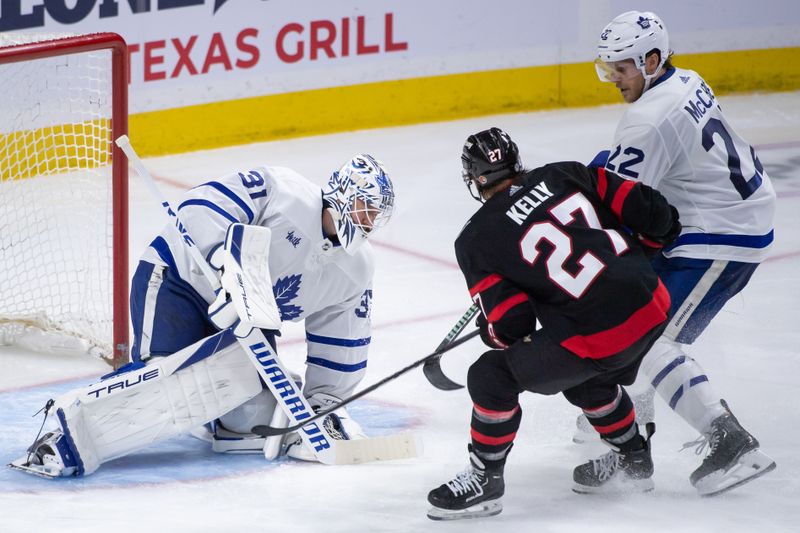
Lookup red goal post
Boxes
[0,33,129,367]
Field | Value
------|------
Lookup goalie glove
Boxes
[207,223,282,337]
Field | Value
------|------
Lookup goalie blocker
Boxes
[208,223,282,337]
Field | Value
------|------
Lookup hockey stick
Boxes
[115,135,414,465]
[422,304,479,390]
[253,328,481,437]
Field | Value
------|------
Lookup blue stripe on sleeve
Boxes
[306,332,371,347]
[196,181,255,223]
[667,230,774,250]
[178,199,238,223]
[306,356,368,373]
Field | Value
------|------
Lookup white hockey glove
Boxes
[207,223,282,337]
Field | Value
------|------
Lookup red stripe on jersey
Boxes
[486,292,528,323]
[487,326,509,349]
[560,279,670,359]
[597,167,608,200]
[469,273,503,297]
[610,179,635,219]
[473,403,519,422]
[470,428,517,446]
[638,235,663,249]
[593,409,635,434]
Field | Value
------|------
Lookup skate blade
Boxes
[427,499,502,521]
[696,449,776,497]
[572,431,597,445]
[573,477,654,495]
[8,458,64,479]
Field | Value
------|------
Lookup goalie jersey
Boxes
[604,67,776,263]
[456,162,676,359]
[141,166,374,398]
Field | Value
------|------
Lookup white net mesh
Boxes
[0,35,115,357]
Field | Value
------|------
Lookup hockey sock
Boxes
[642,338,726,433]
[470,402,521,463]
[466,350,525,462]
[582,386,639,447]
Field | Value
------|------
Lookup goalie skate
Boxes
[9,429,78,478]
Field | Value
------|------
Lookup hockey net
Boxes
[0,33,129,366]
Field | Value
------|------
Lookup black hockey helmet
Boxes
[461,127,523,201]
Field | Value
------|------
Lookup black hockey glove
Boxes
[475,313,512,349]
[638,206,681,256]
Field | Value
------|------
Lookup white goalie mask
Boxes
[322,154,395,254]
[595,11,671,91]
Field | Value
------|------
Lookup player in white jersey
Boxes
[575,11,777,496]
[11,154,396,476]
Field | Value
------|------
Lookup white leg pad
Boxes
[640,338,726,433]
[54,332,263,475]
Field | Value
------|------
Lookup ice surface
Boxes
[1,91,798,533]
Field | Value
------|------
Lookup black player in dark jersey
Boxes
[427,128,681,521]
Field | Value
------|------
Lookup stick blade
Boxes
[252,424,286,437]
[423,356,465,390]
[333,432,422,465]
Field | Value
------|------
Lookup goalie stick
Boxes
[422,304,479,390]
[253,328,480,437]
[115,135,416,465]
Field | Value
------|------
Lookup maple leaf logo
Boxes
[273,274,303,321]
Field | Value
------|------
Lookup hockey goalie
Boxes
[10,153,401,477]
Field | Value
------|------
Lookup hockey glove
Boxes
[476,313,511,349]
[638,206,681,256]
[207,223,282,337]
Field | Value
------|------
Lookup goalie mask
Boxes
[595,11,671,92]
[322,154,395,254]
[461,127,523,202]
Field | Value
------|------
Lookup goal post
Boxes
[0,33,129,367]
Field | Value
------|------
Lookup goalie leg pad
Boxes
[29,330,263,476]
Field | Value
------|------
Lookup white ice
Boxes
[1,91,799,533]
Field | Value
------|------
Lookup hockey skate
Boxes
[688,400,776,496]
[573,389,655,444]
[427,445,505,521]
[9,429,78,478]
[573,423,655,494]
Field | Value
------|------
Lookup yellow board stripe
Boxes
[5,48,798,160]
